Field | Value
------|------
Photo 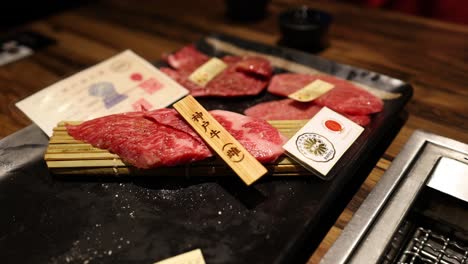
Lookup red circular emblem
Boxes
[130,73,143,81]
[325,120,342,132]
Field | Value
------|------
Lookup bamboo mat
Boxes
[45,120,309,177]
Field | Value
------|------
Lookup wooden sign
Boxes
[154,249,205,264]
[173,95,267,185]
[188,57,227,87]
[288,79,334,102]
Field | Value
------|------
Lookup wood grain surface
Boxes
[1,0,467,263]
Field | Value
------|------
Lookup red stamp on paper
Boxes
[139,77,163,94]
[324,119,343,133]
[132,98,153,111]
[130,73,143,81]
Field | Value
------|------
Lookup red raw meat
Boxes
[244,99,322,121]
[268,73,318,96]
[162,59,270,97]
[67,111,212,169]
[211,110,287,163]
[160,67,203,95]
[166,45,209,72]
[203,57,270,97]
[163,46,272,97]
[267,73,383,115]
[314,79,383,115]
[66,109,287,168]
[143,108,205,145]
[244,99,371,126]
[228,56,272,77]
[345,115,371,126]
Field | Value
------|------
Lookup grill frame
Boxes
[320,130,468,264]
[398,226,468,264]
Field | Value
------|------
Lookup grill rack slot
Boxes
[394,227,468,264]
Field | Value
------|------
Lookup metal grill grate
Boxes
[397,227,468,264]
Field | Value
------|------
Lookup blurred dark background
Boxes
[340,0,468,25]
[0,0,467,32]
[0,0,91,32]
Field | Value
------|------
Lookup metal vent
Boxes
[398,227,468,264]
[320,131,468,264]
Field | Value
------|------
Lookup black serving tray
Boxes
[0,34,412,264]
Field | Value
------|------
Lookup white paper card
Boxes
[154,249,206,264]
[188,57,227,87]
[288,79,334,102]
[283,107,364,176]
[0,45,33,66]
[16,50,188,136]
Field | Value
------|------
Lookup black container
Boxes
[225,0,270,21]
[278,6,332,52]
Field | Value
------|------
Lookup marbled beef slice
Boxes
[162,45,272,97]
[267,73,383,115]
[66,111,212,169]
[244,99,371,126]
[67,109,287,168]
[211,110,287,163]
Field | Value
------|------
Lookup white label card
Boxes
[288,79,334,102]
[188,57,227,87]
[0,45,33,66]
[16,50,189,137]
[283,107,364,176]
[154,249,206,264]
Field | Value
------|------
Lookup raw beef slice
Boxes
[211,110,287,163]
[268,73,383,115]
[162,45,272,97]
[244,99,322,121]
[147,109,287,163]
[66,111,212,169]
[144,108,205,145]
[244,99,371,126]
[165,45,209,72]
[268,73,318,96]
[66,109,287,168]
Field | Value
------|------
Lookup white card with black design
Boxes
[283,107,364,177]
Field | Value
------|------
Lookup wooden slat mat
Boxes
[45,120,310,176]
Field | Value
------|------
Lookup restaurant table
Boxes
[0,0,467,263]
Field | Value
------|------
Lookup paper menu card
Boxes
[16,50,189,137]
[283,107,364,177]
